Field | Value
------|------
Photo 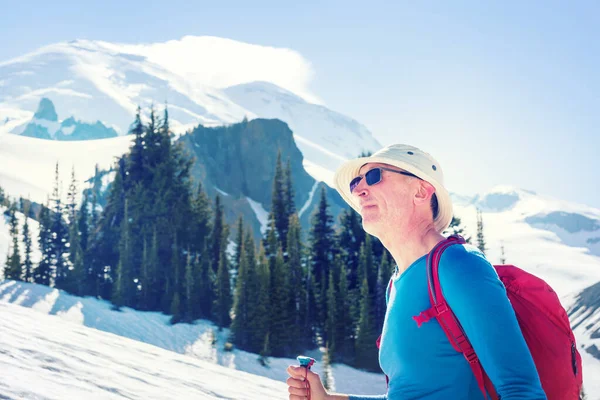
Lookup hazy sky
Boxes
[2,0,599,208]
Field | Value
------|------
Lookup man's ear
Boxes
[414,181,436,205]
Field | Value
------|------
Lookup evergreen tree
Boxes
[269,246,291,356]
[476,209,486,254]
[198,241,214,319]
[286,214,308,349]
[444,216,472,243]
[66,166,78,223]
[309,186,336,333]
[4,204,22,281]
[34,202,52,286]
[232,231,267,353]
[129,106,145,184]
[375,251,392,332]
[336,257,353,361]
[169,234,183,322]
[112,199,135,309]
[354,276,379,371]
[22,206,33,282]
[256,243,271,354]
[50,163,70,290]
[500,242,507,264]
[337,208,366,290]
[183,251,195,321]
[267,150,288,252]
[145,228,160,310]
[326,267,338,355]
[232,216,244,290]
[215,239,232,329]
[284,158,296,217]
[191,182,212,255]
[231,231,251,349]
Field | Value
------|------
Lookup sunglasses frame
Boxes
[349,167,420,193]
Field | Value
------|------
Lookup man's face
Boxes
[351,162,419,237]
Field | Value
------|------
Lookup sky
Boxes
[1,0,599,207]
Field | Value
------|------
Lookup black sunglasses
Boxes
[349,167,420,193]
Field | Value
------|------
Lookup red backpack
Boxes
[407,235,583,399]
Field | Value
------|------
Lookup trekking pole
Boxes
[297,355,316,400]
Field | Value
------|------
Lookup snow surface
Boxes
[298,181,320,219]
[0,131,133,205]
[246,196,269,235]
[0,300,289,399]
[0,280,386,398]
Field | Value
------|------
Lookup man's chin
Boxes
[361,219,380,237]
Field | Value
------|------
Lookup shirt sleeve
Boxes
[438,245,547,400]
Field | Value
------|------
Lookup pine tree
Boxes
[146,228,160,310]
[256,243,271,354]
[215,240,232,329]
[267,150,288,252]
[326,267,338,355]
[34,202,52,286]
[183,251,195,321]
[112,199,135,309]
[191,182,212,255]
[66,166,78,223]
[309,186,336,333]
[169,234,183,322]
[375,251,392,332]
[269,246,291,356]
[231,231,251,349]
[22,206,33,282]
[198,241,214,319]
[476,209,486,254]
[4,204,22,281]
[444,216,472,243]
[500,242,507,264]
[129,106,145,184]
[336,208,366,291]
[51,163,71,290]
[337,257,353,362]
[284,158,296,218]
[286,214,307,349]
[354,276,379,371]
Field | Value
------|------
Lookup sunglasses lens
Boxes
[365,168,382,186]
[349,177,362,193]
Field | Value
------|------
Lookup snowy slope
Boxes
[0,131,133,205]
[0,37,382,189]
[453,185,600,296]
[0,280,386,397]
[0,300,289,400]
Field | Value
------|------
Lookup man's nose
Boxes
[352,180,368,197]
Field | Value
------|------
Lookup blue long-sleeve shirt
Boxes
[348,243,546,400]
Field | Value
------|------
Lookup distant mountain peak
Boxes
[33,98,58,121]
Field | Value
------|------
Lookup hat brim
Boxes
[333,156,453,233]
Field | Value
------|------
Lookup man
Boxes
[286,144,546,399]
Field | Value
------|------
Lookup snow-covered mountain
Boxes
[14,98,118,140]
[0,36,381,187]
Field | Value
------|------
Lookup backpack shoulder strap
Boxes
[415,235,497,400]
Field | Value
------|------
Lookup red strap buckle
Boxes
[413,302,449,327]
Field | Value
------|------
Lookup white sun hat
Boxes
[333,144,453,233]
